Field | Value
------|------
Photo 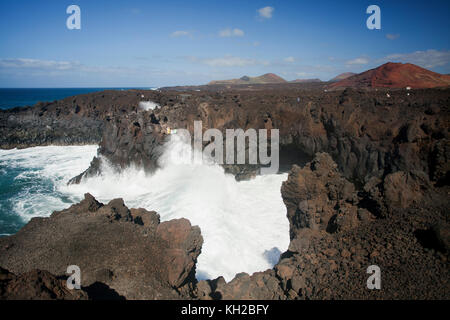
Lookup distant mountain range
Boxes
[208,73,287,85]
[207,63,450,89]
[329,62,450,89]
[208,73,323,85]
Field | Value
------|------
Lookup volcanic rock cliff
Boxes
[1,81,449,188]
[0,89,164,149]
[196,153,449,300]
[0,67,449,299]
[1,152,448,300]
[3,67,448,188]
[67,86,450,188]
[0,194,203,299]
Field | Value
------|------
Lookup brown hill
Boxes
[329,62,450,89]
[329,72,356,82]
[208,73,287,85]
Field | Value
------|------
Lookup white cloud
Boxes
[171,30,191,38]
[0,58,150,76]
[0,58,81,70]
[258,6,274,19]
[383,49,450,69]
[296,72,312,77]
[346,57,370,65]
[284,56,295,63]
[219,28,245,37]
[386,33,400,40]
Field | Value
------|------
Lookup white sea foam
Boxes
[138,101,160,111]
[0,138,290,281]
[0,145,99,220]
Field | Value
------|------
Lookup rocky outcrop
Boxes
[93,111,167,173]
[1,152,449,300]
[0,267,88,300]
[0,194,203,300]
[2,85,449,187]
[383,171,432,209]
[0,89,164,149]
[197,153,449,300]
[197,271,285,300]
[281,153,360,240]
[71,86,449,187]
[1,85,449,300]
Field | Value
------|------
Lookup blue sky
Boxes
[0,0,449,87]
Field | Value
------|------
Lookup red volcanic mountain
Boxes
[329,62,450,89]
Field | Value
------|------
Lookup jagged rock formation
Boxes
[70,86,450,187]
[0,194,203,299]
[281,153,360,239]
[0,89,163,149]
[2,80,448,187]
[197,153,450,300]
[0,154,449,300]
[0,72,449,300]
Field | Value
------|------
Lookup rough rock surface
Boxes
[0,90,162,149]
[197,153,449,300]
[281,153,360,239]
[0,194,203,299]
[1,85,449,186]
[73,86,450,185]
[1,83,449,300]
[0,267,88,300]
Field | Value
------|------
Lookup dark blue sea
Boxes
[0,87,155,110]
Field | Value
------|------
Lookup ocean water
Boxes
[0,136,290,281]
[0,88,156,110]
[0,145,99,235]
